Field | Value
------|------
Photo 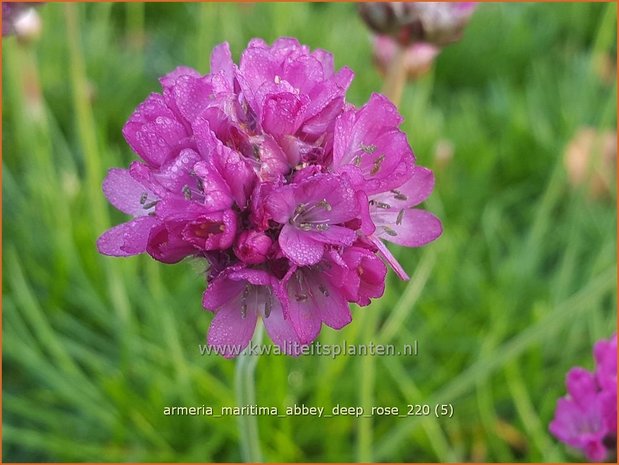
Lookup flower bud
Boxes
[2,3,42,38]
[373,35,439,79]
[14,8,42,45]
[233,230,273,265]
[358,2,416,37]
[359,2,476,47]
[564,127,616,200]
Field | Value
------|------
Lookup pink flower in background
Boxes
[2,2,41,37]
[360,3,477,80]
[359,2,477,47]
[97,38,442,356]
[550,334,617,461]
[373,36,439,79]
[594,334,618,434]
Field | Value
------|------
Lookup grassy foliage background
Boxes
[2,2,617,462]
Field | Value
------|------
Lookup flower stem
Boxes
[381,44,407,108]
[235,322,264,463]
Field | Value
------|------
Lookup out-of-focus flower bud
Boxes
[564,127,616,200]
[2,2,42,38]
[433,139,455,170]
[358,2,416,37]
[14,7,42,45]
[233,230,273,265]
[359,2,476,47]
[373,35,439,79]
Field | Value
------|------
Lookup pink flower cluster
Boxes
[360,2,477,78]
[359,2,477,47]
[550,334,617,461]
[97,38,442,356]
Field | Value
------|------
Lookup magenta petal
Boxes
[341,246,387,306]
[122,93,188,167]
[127,161,167,198]
[374,208,442,247]
[152,148,202,194]
[332,93,417,194]
[192,117,257,207]
[303,67,353,123]
[271,36,303,51]
[262,298,304,356]
[550,362,611,461]
[279,224,324,266]
[397,166,435,206]
[363,93,404,129]
[283,266,352,344]
[207,301,258,359]
[371,165,435,209]
[146,220,197,264]
[285,289,322,345]
[336,93,403,153]
[182,210,238,251]
[583,440,608,462]
[210,42,234,87]
[234,230,273,265]
[311,225,356,246]
[172,75,214,124]
[370,235,410,281]
[594,334,617,391]
[193,161,235,211]
[102,168,158,216]
[353,129,415,195]
[159,66,201,90]
[252,134,294,180]
[566,368,598,405]
[203,271,246,310]
[549,398,585,447]
[261,92,309,137]
[311,48,335,78]
[356,190,377,235]
[291,173,359,224]
[97,216,158,257]
[228,267,273,287]
[333,109,356,165]
[599,388,617,433]
[318,284,351,330]
[284,54,325,92]
[154,196,210,221]
[264,186,296,223]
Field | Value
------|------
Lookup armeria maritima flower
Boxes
[360,3,477,79]
[549,334,617,461]
[2,2,41,37]
[358,2,477,47]
[97,38,442,357]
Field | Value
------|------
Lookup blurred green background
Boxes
[2,2,617,462]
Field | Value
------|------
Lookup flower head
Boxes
[361,3,476,85]
[550,334,617,461]
[563,127,617,200]
[2,2,41,38]
[98,38,442,356]
[373,36,440,79]
[359,2,477,47]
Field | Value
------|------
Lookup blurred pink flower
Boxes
[373,35,440,78]
[98,38,442,356]
[359,2,477,47]
[2,2,41,37]
[550,334,617,461]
